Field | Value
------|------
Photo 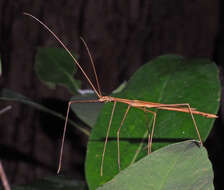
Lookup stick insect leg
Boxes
[157,103,203,146]
[57,99,100,174]
[142,108,151,154]
[146,110,156,154]
[138,108,157,154]
[117,105,131,171]
[101,101,117,176]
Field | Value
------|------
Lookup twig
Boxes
[0,161,11,190]
[0,106,12,115]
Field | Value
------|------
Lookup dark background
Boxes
[0,0,224,189]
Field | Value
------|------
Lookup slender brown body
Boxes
[99,96,217,118]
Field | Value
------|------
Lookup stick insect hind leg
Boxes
[136,103,202,158]
[57,99,100,174]
[152,103,203,149]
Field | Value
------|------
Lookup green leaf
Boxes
[85,55,220,189]
[97,141,214,190]
[0,88,89,136]
[35,47,80,93]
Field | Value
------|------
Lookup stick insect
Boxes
[24,13,218,176]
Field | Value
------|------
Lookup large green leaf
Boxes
[97,141,214,190]
[35,47,80,93]
[85,55,220,189]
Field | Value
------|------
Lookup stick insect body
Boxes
[24,13,218,176]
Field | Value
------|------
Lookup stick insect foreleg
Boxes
[57,99,100,173]
[101,101,117,176]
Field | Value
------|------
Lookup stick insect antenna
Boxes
[80,37,102,97]
[23,12,101,98]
